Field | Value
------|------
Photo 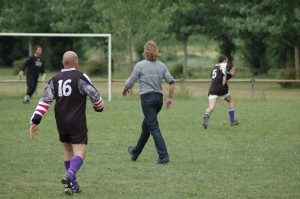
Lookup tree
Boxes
[223,0,300,78]
[91,0,176,72]
[48,0,96,33]
[168,1,237,77]
[0,0,53,66]
[0,0,96,69]
[168,1,205,78]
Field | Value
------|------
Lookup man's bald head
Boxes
[62,51,78,68]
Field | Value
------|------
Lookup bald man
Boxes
[29,51,104,195]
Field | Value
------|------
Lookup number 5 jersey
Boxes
[208,63,233,96]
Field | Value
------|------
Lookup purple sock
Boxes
[64,160,79,187]
[64,160,70,171]
[228,107,235,122]
[67,156,83,182]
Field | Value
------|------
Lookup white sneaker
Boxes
[23,95,30,104]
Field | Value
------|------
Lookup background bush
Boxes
[82,58,108,76]
[12,58,26,75]
[278,68,300,88]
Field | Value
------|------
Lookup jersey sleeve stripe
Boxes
[38,103,50,110]
[34,111,44,116]
[30,102,51,124]
[93,98,104,109]
[35,109,46,115]
[36,105,49,112]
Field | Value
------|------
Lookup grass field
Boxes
[0,77,300,199]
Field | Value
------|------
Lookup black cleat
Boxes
[231,120,239,126]
[155,157,169,164]
[128,146,137,161]
[72,186,82,193]
[61,173,73,196]
[63,187,73,196]
[202,116,209,129]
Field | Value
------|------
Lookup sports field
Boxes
[0,77,300,198]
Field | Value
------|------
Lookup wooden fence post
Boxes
[250,78,255,98]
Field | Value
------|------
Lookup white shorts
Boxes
[208,92,230,100]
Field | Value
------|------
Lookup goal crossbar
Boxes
[0,32,112,101]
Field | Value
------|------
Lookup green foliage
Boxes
[0,0,51,32]
[222,0,300,74]
[264,38,294,70]
[242,35,269,75]
[0,0,299,77]
[12,58,26,74]
[49,0,95,33]
[278,68,300,88]
[170,63,183,78]
[279,68,295,80]
[0,37,27,66]
[169,63,195,79]
[81,58,108,76]
[91,0,177,67]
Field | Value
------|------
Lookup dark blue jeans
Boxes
[132,92,169,160]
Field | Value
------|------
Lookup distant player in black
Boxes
[19,44,46,103]
[29,51,104,195]
[202,55,239,129]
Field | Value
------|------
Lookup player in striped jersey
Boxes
[29,51,104,195]
[202,55,239,129]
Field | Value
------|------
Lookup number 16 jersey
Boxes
[30,68,103,135]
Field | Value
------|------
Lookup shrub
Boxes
[278,68,300,88]
[12,58,26,75]
[81,58,108,76]
[170,63,183,78]
[169,64,193,79]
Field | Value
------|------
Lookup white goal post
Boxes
[0,33,112,101]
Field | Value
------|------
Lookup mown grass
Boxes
[0,84,300,199]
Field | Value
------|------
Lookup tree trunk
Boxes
[183,36,188,78]
[295,45,300,79]
[128,26,133,71]
[220,35,235,65]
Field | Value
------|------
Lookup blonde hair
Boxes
[142,40,160,61]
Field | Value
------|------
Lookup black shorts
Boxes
[59,133,88,145]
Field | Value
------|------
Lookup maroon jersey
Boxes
[208,63,229,96]
[30,68,104,135]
